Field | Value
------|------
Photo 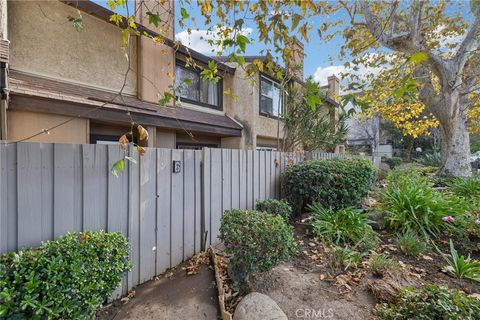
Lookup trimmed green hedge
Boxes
[0,231,131,319]
[219,209,297,282]
[281,158,375,214]
[256,199,293,222]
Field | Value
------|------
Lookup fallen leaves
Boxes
[185,251,210,276]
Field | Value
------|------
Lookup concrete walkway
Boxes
[107,265,219,320]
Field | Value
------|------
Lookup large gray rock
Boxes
[233,292,287,320]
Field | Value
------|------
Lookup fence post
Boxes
[200,147,206,251]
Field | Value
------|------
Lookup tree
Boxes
[340,1,480,176]
[282,77,347,152]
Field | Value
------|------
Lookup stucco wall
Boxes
[224,65,285,149]
[7,110,88,144]
[8,1,137,94]
[156,129,176,148]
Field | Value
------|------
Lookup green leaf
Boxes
[67,13,84,32]
[111,159,125,177]
[291,13,301,30]
[236,34,250,53]
[180,8,190,20]
[408,52,428,64]
[146,12,161,27]
[158,92,174,107]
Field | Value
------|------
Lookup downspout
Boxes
[0,0,8,140]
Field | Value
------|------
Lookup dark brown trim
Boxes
[60,0,235,75]
[9,94,242,137]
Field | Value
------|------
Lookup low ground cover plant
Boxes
[219,209,297,284]
[395,229,428,256]
[439,240,480,283]
[309,204,378,250]
[281,158,375,214]
[380,173,467,238]
[448,176,480,200]
[0,231,131,319]
[376,285,480,320]
[328,246,364,271]
[383,156,402,169]
[369,254,399,277]
[255,199,292,222]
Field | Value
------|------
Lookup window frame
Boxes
[259,73,284,119]
[175,61,223,111]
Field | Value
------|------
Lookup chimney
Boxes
[136,0,175,104]
[327,75,340,99]
[291,36,304,80]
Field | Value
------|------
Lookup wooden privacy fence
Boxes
[0,142,375,295]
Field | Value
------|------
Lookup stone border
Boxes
[209,247,233,320]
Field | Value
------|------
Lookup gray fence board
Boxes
[156,148,171,274]
[139,149,157,283]
[54,144,76,238]
[183,150,196,260]
[0,144,7,253]
[170,149,184,266]
[82,144,108,231]
[17,143,43,249]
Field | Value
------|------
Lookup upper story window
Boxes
[175,62,222,110]
[260,75,283,117]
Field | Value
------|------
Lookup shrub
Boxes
[255,199,293,222]
[281,158,375,214]
[386,166,431,187]
[383,157,403,169]
[219,209,297,282]
[0,231,131,319]
[448,176,480,199]
[416,148,441,167]
[309,204,378,249]
[376,285,480,320]
[369,254,399,276]
[395,230,428,256]
[439,239,480,283]
[380,177,467,238]
[328,246,364,271]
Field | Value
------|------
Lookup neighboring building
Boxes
[0,1,339,150]
[344,101,393,157]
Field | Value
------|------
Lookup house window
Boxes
[90,134,120,145]
[260,75,283,117]
[175,63,222,109]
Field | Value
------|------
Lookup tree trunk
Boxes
[438,104,471,177]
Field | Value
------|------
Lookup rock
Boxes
[367,271,423,303]
[368,211,387,230]
[233,292,287,320]
[469,293,480,300]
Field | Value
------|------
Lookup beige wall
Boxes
[156,129,176,148]
[137,0,174,104]
[8,1,137,94]
[7,110,88,144]
[223,65,285,149]
[176,133,221,147]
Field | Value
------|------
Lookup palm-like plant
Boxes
[440,240,480,283]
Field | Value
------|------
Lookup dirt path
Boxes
[251,264,376,320]
[98,265,219,320]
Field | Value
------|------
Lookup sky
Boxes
[94,1,472,88]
